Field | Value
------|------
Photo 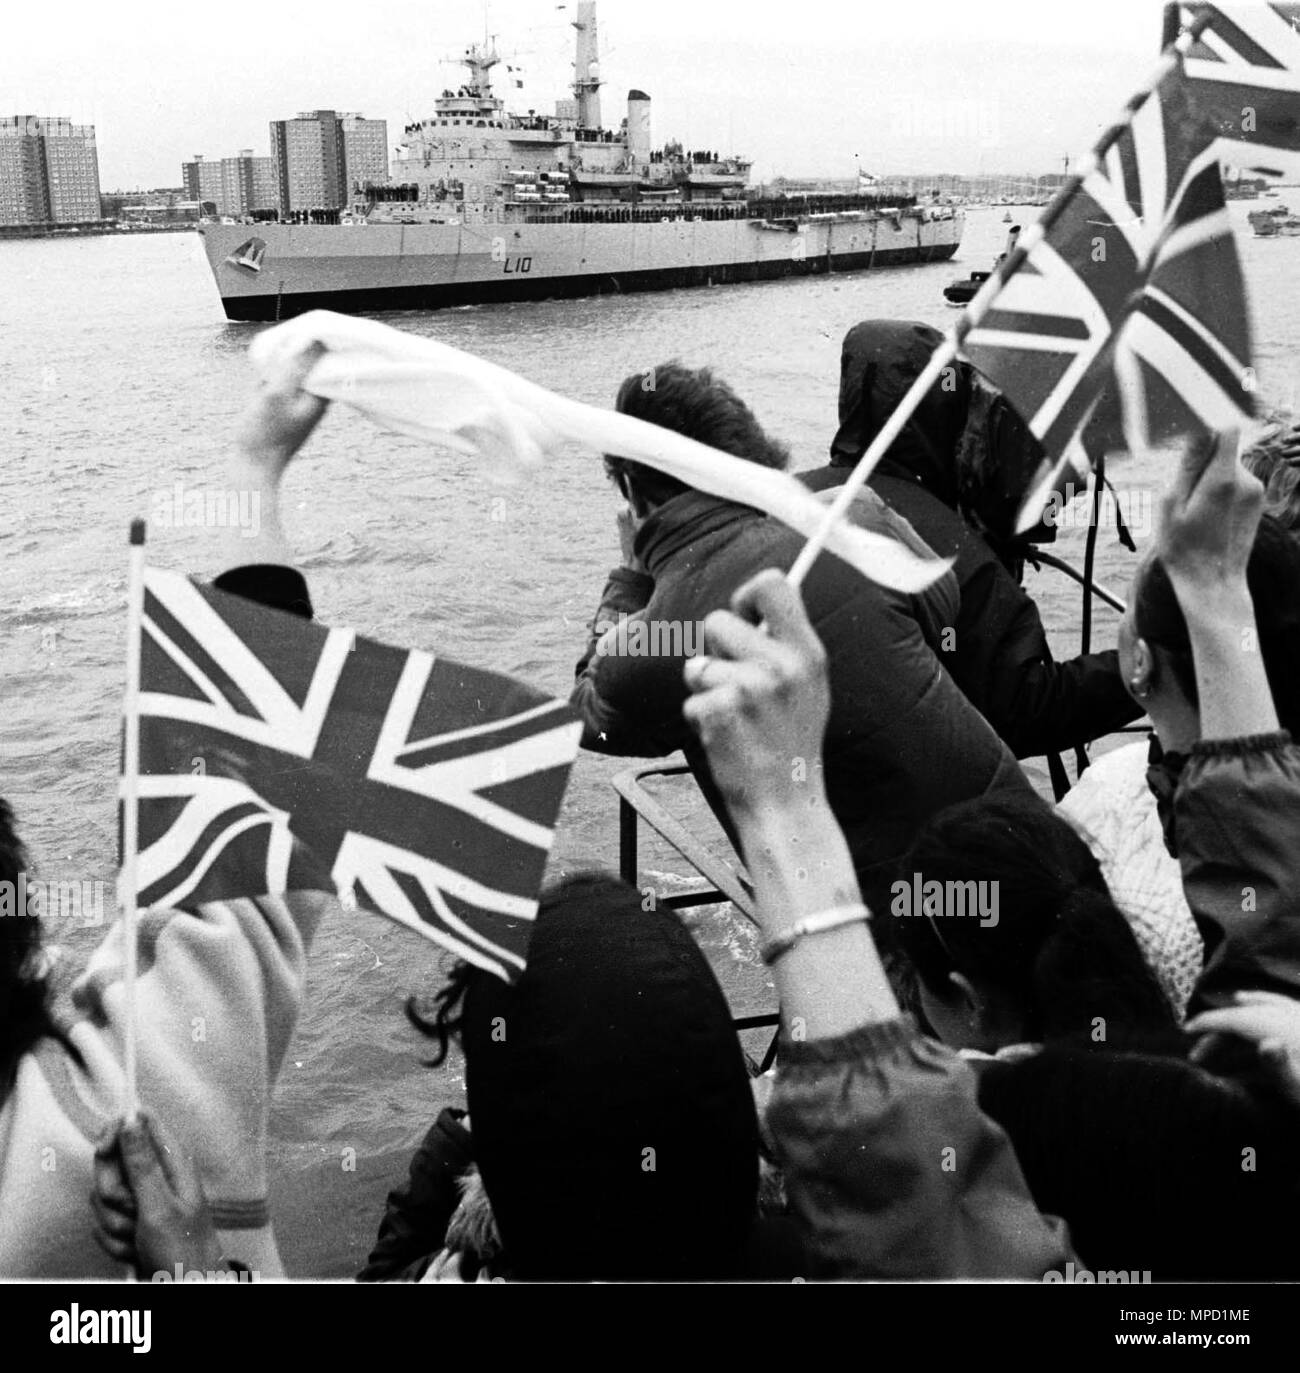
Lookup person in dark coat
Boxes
[572,361,1032,914]
[359,875,797,1282]
[802,319,1143,761]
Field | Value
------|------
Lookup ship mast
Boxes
[461,35,500,97]
[571,0,603,130]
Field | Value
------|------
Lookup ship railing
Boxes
[614,761,780,1070]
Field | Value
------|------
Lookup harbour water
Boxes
[1,202,1296,1273]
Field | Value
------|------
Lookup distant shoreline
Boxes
[0,222,198,241]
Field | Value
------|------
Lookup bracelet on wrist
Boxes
[760,903,871,966]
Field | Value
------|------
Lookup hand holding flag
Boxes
[825,10,1262,548]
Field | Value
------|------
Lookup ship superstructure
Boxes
[371,3,751,224]
[200,2,962,320]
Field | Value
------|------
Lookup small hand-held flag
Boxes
[118,518,147,1123]
[786,6,1259,575]
[118,566,582,984]
[958,56,1256,528]
[1178,3,1300,176]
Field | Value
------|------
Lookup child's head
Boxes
[895,790,1175,1051]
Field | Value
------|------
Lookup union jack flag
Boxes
[1179,3,1300,176]
[956,66,1255,529]
[122,567,582,983]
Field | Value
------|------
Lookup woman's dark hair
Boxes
[979,1042,1300,1280]
[406,957,475,1066]
[0,799,79,1100]
[406,872,665,1065]
[410,870,759,1282]
[604,360,790,507]
[1132,513,1300,735]
[895,790,1176,1045]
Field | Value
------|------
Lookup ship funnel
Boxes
[627,89,651,162]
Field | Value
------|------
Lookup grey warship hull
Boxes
[201,209,964,322]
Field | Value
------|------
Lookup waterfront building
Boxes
[182,155,224,210]
[270,110,389,215]
[183,151,278,217]
[0,115,102,226]
[341,115,389,196]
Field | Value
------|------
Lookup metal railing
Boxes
[613,762,779,1070]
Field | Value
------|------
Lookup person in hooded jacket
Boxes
[802,319,1143,761]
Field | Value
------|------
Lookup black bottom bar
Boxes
[219,242,960,321]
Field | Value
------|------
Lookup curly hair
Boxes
[604,361,790,507]
[405,958,476,1067]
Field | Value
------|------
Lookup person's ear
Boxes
[952,972,1025,1046]
[948,971,982,1019]
[623,480,652,521]
[1128,637,1156,702]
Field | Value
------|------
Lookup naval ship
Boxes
[199,3,963,322]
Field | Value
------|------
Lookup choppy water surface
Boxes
[1,202,1295,1273]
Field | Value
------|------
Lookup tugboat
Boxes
[943,224,1019,306]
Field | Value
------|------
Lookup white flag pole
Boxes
[119,517,147,1124]
[785,12,1212,590]
[786,338,963,588]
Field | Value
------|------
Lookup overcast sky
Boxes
[5,0,1177,188]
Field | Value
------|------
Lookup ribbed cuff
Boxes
[1189,730,1293,760]
[777,1014,920,1068]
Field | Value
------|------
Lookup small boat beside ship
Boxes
[943,224,1020,306]
[1248,204,1300,237]
[198,2,963,321]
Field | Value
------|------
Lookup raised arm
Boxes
[220,338,327,575]
[683,570,1074,1279]
[1151,433,1300,1015]
[84,338,338,1277]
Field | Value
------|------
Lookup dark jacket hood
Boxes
[830,319,972,507]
